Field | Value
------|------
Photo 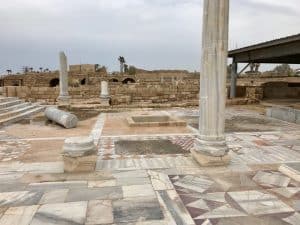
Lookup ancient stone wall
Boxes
[3,80,199,105]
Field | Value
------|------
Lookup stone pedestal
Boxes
[192,0,230,166]
[57,51,70,104]
[100,81,110,106]
[63,136,97,173]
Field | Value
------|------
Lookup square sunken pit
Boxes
[127,115,186,127]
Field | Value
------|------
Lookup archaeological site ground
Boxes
[0,0,300,225]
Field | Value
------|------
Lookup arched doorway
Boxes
[49,78,59,87]
[122,78,136,84]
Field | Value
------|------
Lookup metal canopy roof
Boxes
[228,33,300,64]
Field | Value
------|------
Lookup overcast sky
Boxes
[0,0,299,74]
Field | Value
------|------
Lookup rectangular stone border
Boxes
[266,106,300,124]
[126,115,187,127]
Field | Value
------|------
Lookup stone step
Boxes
[0,99,23,109]
[0,97,18,103]
[0,106,45,127]
[0,102,31,114]
[0,105,37,120]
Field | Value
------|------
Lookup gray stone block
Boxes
[45,107,78,128]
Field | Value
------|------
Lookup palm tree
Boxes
[124,64,129,73]
[6,69,12,75]
[118,56,126,74]
[39,67,43,72]
[29,67,33,72]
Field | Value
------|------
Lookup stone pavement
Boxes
[0,107,300,225]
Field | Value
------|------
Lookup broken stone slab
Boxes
[63,136,97,173]
[45,107,78,129]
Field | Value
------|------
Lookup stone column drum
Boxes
[45,107,78,129]
[191,0,230,166]
[100,81,110,106]
[63,136,97,173]
[57,51,70,103]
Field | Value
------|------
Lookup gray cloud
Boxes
[0,0,299,74]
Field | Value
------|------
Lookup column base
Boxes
[191,138,230,166]
[57,95,71,104]
[100,97,111,106]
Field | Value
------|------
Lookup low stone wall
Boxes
[3,81,200,105]
[266,106,300,124]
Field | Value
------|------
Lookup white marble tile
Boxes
[271,187,300,198]
[30,201,87,225]
[253,171,291,187]
[148,171,173,190]
[122,184,155,198]
[195,204,247,219]
[174,175,213,193]
[39,189,68,205]
[282,212,300,225]
[0,205,38,225]
[86,200,113,225]
[228,190,294,215]
[88,180,117,188]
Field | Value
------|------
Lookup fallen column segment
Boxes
[45,107,78,129]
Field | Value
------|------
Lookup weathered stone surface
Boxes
[63,136,96,157]
[45,107,78,129]
[100,81,109,98]
[191,149,230,167]
[63,136,97,173]
[57,51,70,102]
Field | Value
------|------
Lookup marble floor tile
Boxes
[86,200,113,225]
[194,204,247,219]
[173,175,214,193]
[228,190,295,215]
[88,179,117,188]
[252,171,291,187]
[158,190,195,225]
[270,187,300,198]
[282,212,300,225]
[116,177,150,186]
[30,201,87,225]
[0,205,38,225]
[0,191,42,207]
[122,184,155,198]
[28,181,87,191]
[39,189,69,205]
[65,186,122,202]
[148,171,173,190]
[113,197,164,223]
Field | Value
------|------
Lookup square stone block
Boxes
[191,149,230,167]
[63,155,97,173]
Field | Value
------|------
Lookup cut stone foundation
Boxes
[63,136,97,173]
[191,149,230,167]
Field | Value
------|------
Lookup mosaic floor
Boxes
[0,108,300,225]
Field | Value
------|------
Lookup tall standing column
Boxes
[57,51,70,103]
[230,61,238,99]
[191,0,230,166]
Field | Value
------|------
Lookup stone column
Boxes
[57,51,70,103]
[100,81,110,106]
[230,61,238,99]
[191,0,230,166]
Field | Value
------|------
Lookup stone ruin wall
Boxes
[3,78,200,105]
[1,70,300,105]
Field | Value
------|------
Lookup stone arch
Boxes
[122,78,136,84]
[109,78,119,83]
[49,78,59,87]
[80,78,86,85]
